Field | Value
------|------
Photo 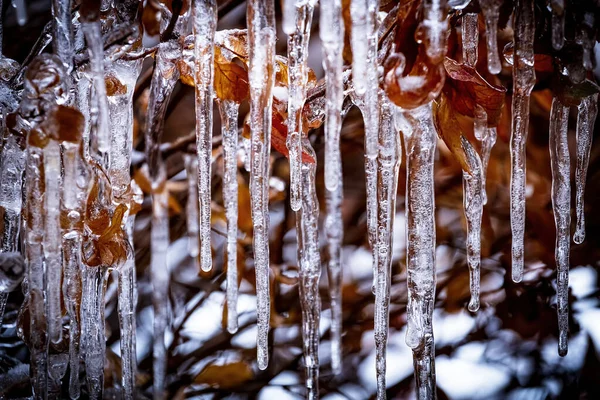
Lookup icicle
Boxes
[61,130,86,400]
[151,182,170,400]
[12,0,27,26]
[402,103,437,400]
[82,266,108,399]
[325,178,343,374]
[184,155,200,262]
[119,216,137,400]
[550,0,565,50]
[418,0,448,63]
[145,39,181,399]
[44,138,63,346]
[573,94,598,244]
[82,18,111,167]
[461,13,478,67]
[108,60,143,199]
[549,97,570,357]
[247,0,276,370]
[51,0,73,73]
[295,142,321,399]
[321,0,345,375]
[192,0,217,272]
[350,0,380,289]
[286,0,316,212]
[25,130,49,399]
[374,97,401,399]
[509,0,535,283]
[460,137,483,312]
[106,58,141,400]
[0,131,25,327]
[321,0,344,193]
[478,0,502,74]
[219,100,240,334]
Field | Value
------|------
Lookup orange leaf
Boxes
[214,60,249,103]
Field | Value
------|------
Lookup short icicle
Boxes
[320,0,345,375]
[247,0,276,370]
[218,100,240,334]
[402,103,437,400]
[461,13,478,67]
[185,155,200,267]
[295,141,321,399]
[285,0,316,212]
[478,0,503,74]
[509,0,535,283]
[374,96,401,399]
[549,97,570,357]
[192,0,217,272]
[573,94,598,244]
[550,0,565,50]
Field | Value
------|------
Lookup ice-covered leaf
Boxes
[194,361,253,388]
[214,60,249,103]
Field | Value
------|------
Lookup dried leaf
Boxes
[442,57,506,125]
[194,361,253,388]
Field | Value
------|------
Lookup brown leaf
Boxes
[433,94,475,174]
[194,361,253,388]
[442,57,506,125]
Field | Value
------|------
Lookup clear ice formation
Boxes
[574,94,598,245]
[1,1,598,399]
[549,97,570,357]
[295,141,322,399]
[247,0,276,370]
[193,0,217,273]
[510,0,536,283]
[286,0,316,212]
[374,96,401,399]
[402,103,437,400]
[320,0,345,376]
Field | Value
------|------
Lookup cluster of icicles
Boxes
[0,0,597,398]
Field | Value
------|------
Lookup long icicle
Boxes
[402,103,437,400]
[461,137,484,312]
[193,0,217,272]
[351,0,380,289]
[107,59,142,400]
[145,39,181,400]
[51,0,73,74]
[247,0,276,370]
[321,0,345,375]
[61,126,87,400]
[43,137,64,346]
[374,96,401,399]
[549,97,570,357]
[0,129,25,327]
[478,0,503,74]
[295,142,321,399]
[219,100,240,334]
[573,94,598,244]
[285,0,316,212]
[509,0,535,283]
